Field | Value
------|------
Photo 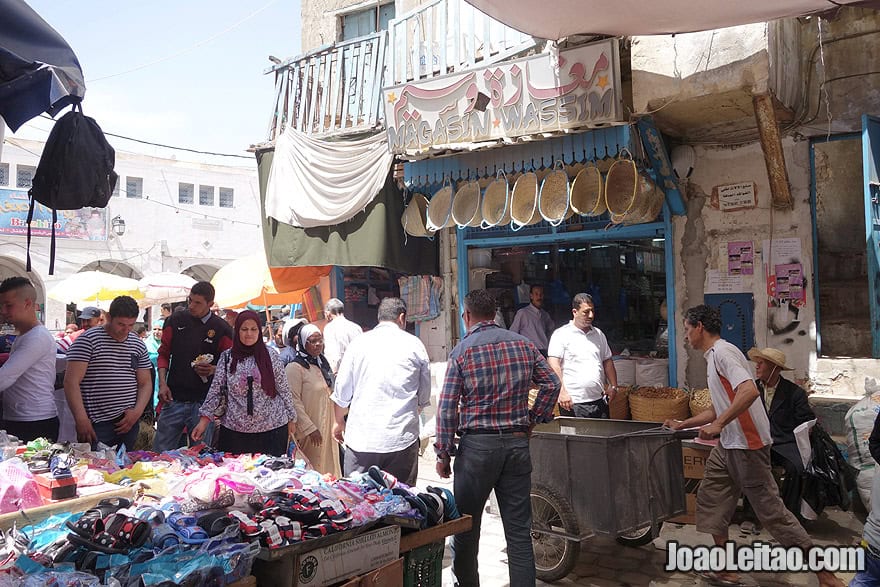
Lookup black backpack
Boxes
[27,103,118,275]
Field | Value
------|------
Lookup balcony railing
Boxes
[265,0,537,142]
[386,0,536,85]
[266,32,387,140]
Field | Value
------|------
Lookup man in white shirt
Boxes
[665,305,843,587]
[331,297,431,485]
[323,298,363,374]
[0,277,59,441]
[508,284,554,356]
[547,292,618,419]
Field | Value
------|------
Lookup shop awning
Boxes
[464,0,877,39]
[211,253,331,309]
[257,149,439,275]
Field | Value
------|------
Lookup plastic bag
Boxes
[802,424,858,515]
[845,387,880,471]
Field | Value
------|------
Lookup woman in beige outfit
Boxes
[284,324,341,477]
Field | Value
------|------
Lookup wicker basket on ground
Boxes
[528,388,560,417]
[689,388,713,417]
[609,385,632,420]
[629,386,689,422]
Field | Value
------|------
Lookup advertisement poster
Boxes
[727,241,754,275]
[772,263,805,306]
[0,188,107,241]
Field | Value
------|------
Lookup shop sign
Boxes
[383,39,622,155]
[714,182,757,211]
[0,188,108,240]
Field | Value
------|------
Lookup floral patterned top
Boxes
[200,348,297,434]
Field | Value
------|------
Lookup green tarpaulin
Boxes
[257,149,438,275]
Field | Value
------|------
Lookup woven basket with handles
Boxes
[537,162,573,226]
[426,178,455,231]
[689,388,713,418]
[480,171,510,228]
[451,178,482,228]
[570,163,605,216]
[629,386,690,422]
[510,171,540,228]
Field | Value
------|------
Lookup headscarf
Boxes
[230,310,277,398]
[152,319,164,329]
[293,324,334,388]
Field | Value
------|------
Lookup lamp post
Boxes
[111,215,126,237]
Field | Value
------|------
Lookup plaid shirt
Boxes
[434,321,561,457]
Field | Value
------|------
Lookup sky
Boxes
[9,0,302,167]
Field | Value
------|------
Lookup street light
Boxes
[111,215,126,237]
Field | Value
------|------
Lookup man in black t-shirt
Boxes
[153,282,232,452]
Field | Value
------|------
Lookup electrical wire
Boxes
[86,0,280,83]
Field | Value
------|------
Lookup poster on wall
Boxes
[772,263,805,305]
[0,188,108,240]
[727,241,754,275]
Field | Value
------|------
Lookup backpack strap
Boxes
[49,209,57,275]
[25,193,35,272]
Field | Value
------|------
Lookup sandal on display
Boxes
[150,523,180,550]
[166,512,209,545]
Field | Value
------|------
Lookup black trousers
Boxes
[559,397,609,419]
[217,425,288,456]
[2,417,59,443]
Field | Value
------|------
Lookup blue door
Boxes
[704,293,755,355]
[862,115,880,357]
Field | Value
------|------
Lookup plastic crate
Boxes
[403,541,444,587]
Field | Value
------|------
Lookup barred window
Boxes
[179,182,194,204]
[0,163,8,186]
[16,165,35,189]
[126,176,143,198]
[219,187,234,208]
[199,185,214,206]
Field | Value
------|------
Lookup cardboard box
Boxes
[339,558,403,587]
[34,473,77,501]
[669,444,711,524]
[295,525,401,587]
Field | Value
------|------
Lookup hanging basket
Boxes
[629,387,689,422]
[604,151,638,216]
[401,193,432,237]
[613,173,663,225]
[570,163,605,216]
[689,388,713,418]
[538,162,572,226]
[481,171,511,228]
[510,171,540,229]
[451,178,483,228]
[426,178,455,231]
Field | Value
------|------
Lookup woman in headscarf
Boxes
[284,324,340,476]
[193,310,297,456]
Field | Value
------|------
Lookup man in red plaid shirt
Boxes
[435,289,560,587]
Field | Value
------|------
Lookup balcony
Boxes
[264,0,537,143]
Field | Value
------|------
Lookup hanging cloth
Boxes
[265,126,394,228]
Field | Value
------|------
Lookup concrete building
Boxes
[0,138,262,330]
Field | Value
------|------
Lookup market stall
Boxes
[0,437,470,587]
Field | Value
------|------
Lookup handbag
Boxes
[214,353,230,418]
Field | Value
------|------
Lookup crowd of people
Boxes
[0,275,860,586]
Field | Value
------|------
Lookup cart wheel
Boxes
[615,524,655,547]
[531,485,579,583]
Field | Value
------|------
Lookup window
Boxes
[341,4,394,40]
[0,163,8,186]
[126,176,143,198]
[178,182,194,204]
[219,187,234,208]
[16,165,35,189]
[199,185,214,206]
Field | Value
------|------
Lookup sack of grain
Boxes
[629,386,689,422]
[635,358,668,388]
[689,388,713,417]
[609,386,632,420]
[614,357,636,387]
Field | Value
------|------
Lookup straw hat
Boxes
[480,172,510,228]
[538,164,572,226]
[510,171,540,228]
[570,164,605,216]
[747,347,794,370]
[426,180,455,231]
[401,193,432,237]
[451,179,482,228]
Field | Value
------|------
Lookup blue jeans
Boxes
[153,401,214,452]
[92,418,139,451]
[452,433,535,587]
[851,548,880,586]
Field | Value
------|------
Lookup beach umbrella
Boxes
[138,272,196,307]
[48,270,142,304]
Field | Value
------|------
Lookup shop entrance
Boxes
[470,238,668,357]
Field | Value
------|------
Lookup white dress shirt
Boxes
[323,314,364,373]
[0,325,58,421]
[331,322,431,453]
[508,303,555,350]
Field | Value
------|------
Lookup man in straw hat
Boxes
[665,305,843,587]
[748,347,815,518]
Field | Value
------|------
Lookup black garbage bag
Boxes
[802,424,858,515]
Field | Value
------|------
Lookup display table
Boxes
[0,483,136,531]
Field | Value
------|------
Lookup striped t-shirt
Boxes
[705,338,772,450]
[66,326,151,424]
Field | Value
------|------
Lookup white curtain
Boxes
[265,126,394,228]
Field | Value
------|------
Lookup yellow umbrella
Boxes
[211,254,330,309]
[48,271,143,304]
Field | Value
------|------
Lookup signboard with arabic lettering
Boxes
[383,39,623,155]
[0,188,108,240]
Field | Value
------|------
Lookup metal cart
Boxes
[529,418,697,582]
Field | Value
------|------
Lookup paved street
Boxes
[415,451,865,586]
